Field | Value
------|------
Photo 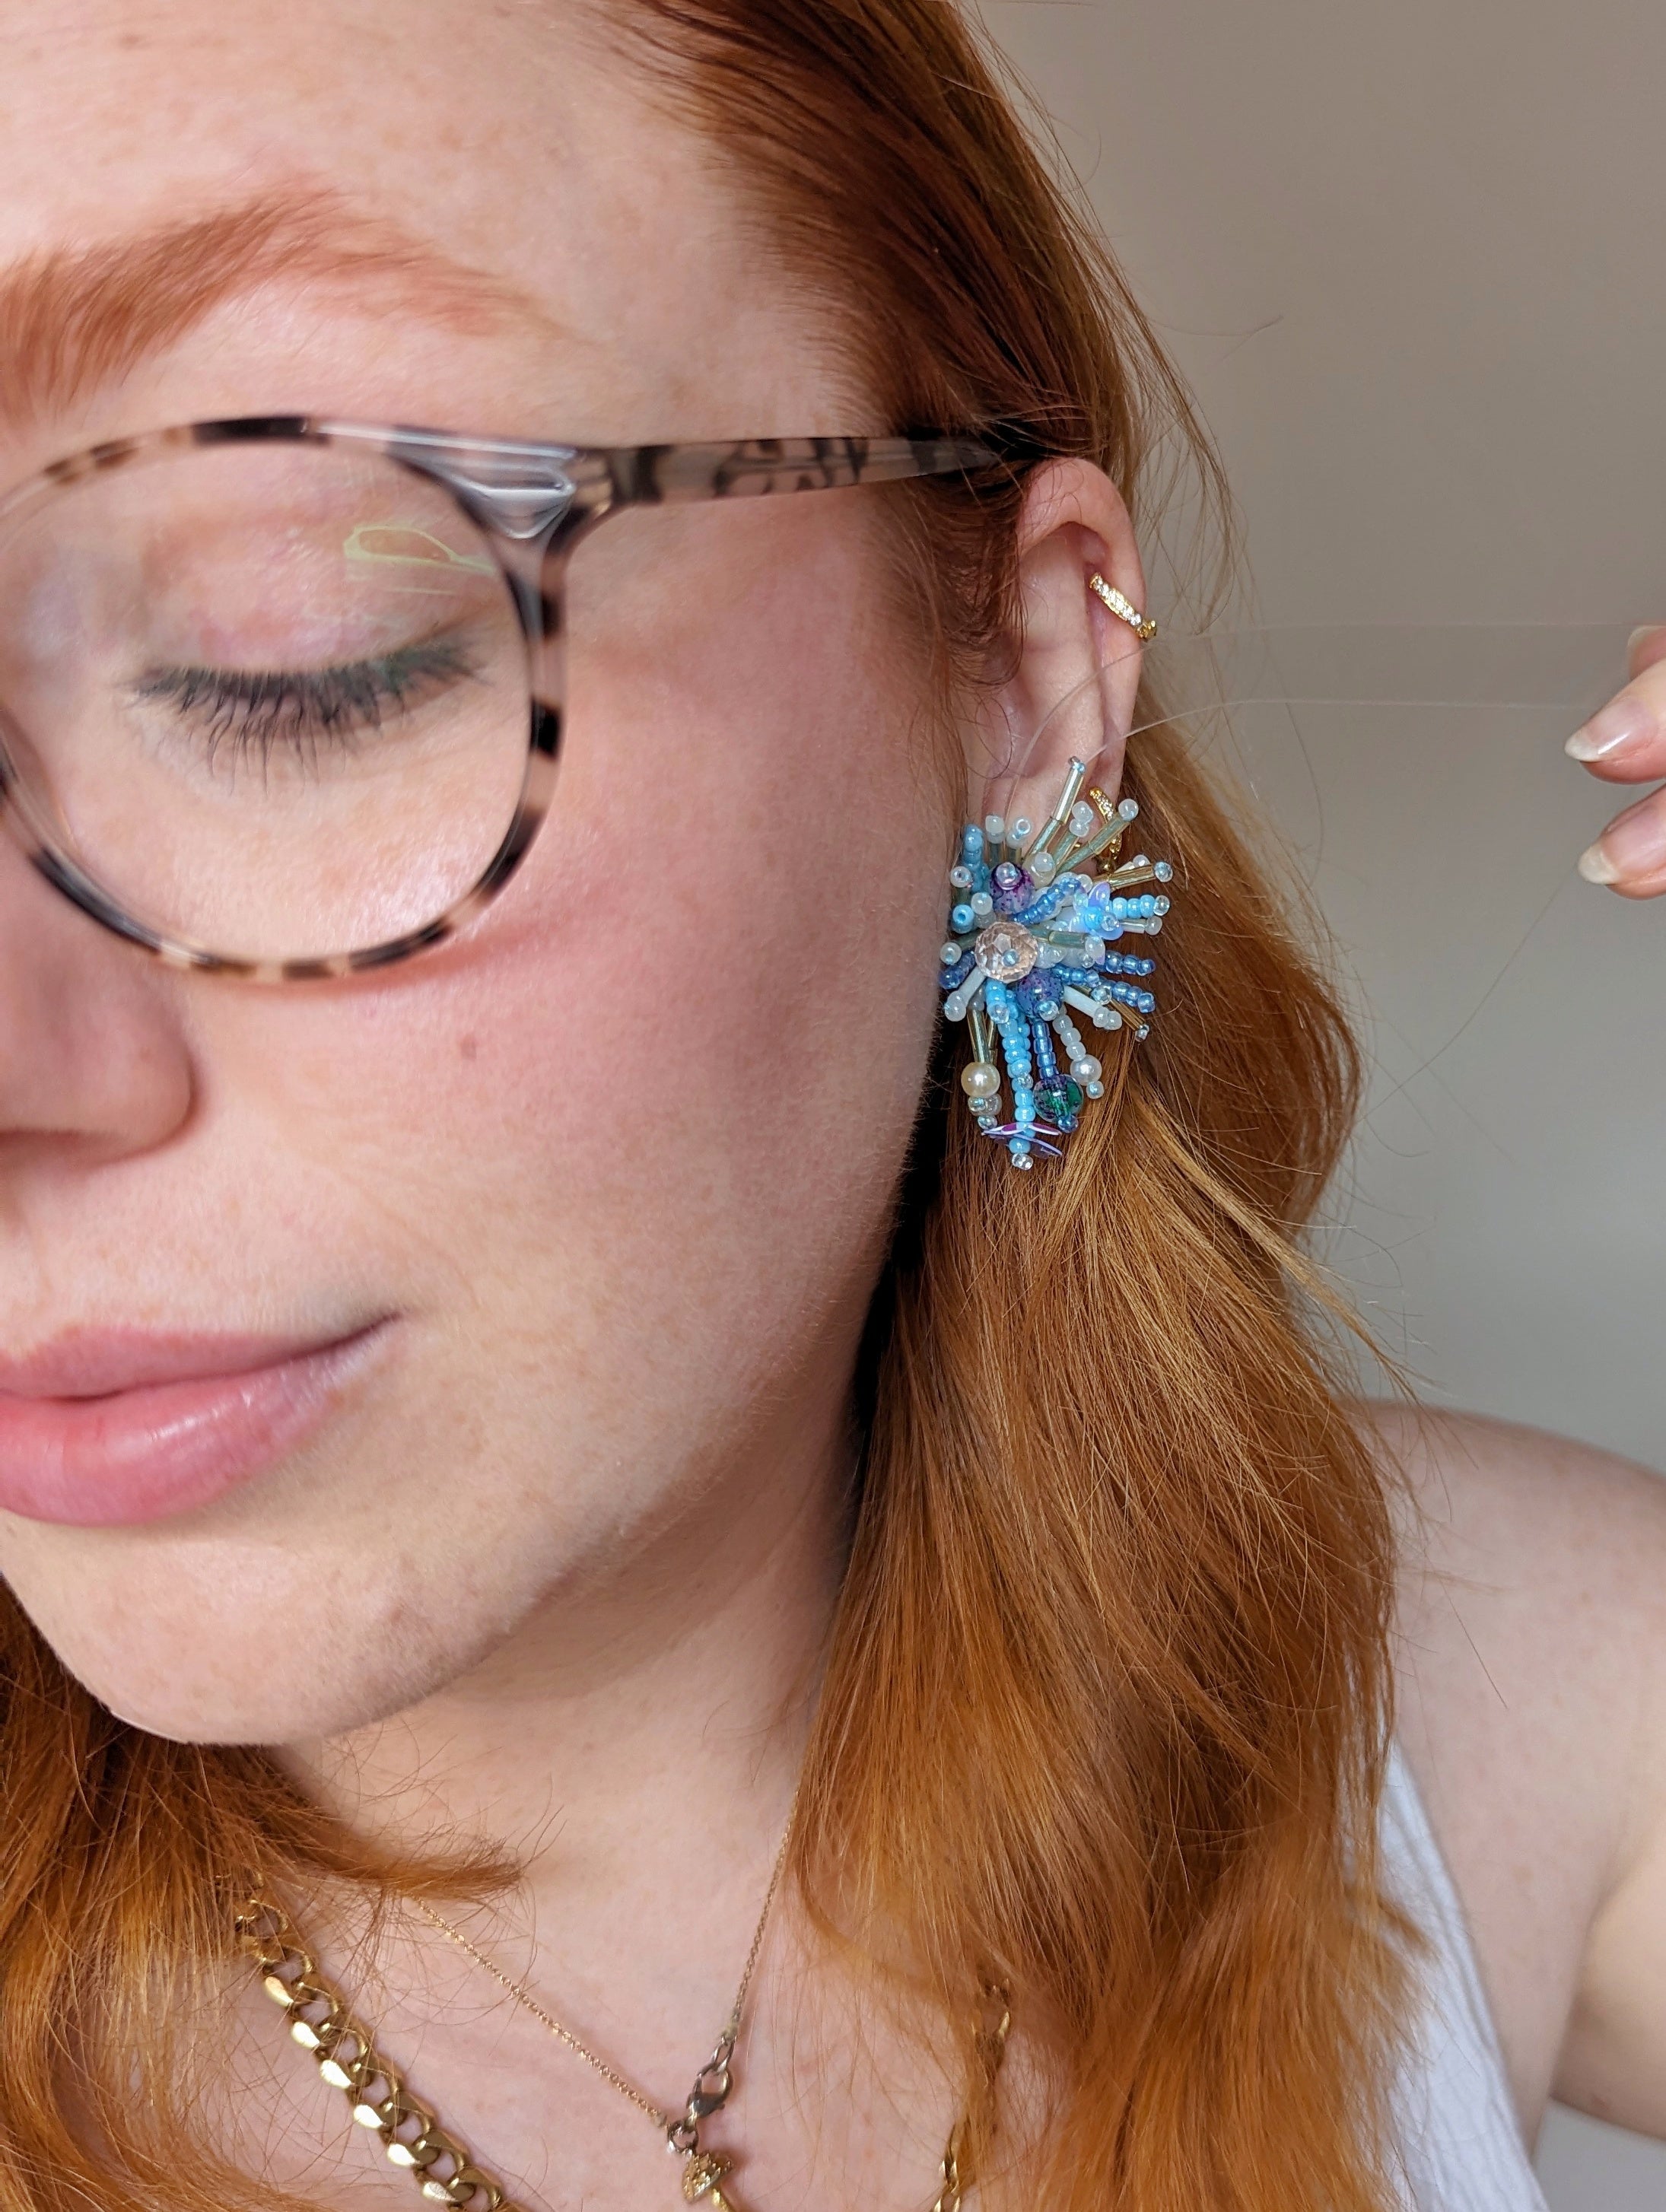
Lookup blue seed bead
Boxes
[950,902,974,933]
[1014,1102,1036,1124]
[1016,884,1067,927]
[962,825,984,859]
[1008,1136,1031,1157]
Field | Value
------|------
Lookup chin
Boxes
[18,1540,529,1748]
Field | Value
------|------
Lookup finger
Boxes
[1628,623,1666,680]
[1577,783,1666,899]
[1566,653,1666,783]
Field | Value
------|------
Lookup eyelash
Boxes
[132,636,483,771]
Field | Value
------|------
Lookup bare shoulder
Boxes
[1355,1399,1666,2135]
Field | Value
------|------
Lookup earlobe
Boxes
[967,457,1150,835]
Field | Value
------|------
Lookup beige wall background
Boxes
[971,0,1666,2201]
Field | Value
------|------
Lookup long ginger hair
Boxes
[0,5,1419,2209]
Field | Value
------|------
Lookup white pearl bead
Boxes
[961,1060,1001,1100]
[1070,1056,1102,1083]
[940,942,962,966]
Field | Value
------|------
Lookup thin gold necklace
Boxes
[413,1804,795,2201]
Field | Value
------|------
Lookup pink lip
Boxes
[0,1324,390,1527]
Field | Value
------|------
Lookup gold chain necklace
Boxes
[237,1877,1009,2212]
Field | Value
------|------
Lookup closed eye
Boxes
[130,634,485,775]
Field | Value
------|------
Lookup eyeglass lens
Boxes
[0,441,533,965]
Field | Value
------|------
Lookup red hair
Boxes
[0,5,1419,2210]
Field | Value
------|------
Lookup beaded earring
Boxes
[939,759,1172,1168]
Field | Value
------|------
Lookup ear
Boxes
[962,457,1147,837]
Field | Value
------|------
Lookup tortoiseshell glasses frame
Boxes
[0,416,1007,983]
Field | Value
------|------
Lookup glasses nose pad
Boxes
[0,709,78,869]
[0,716,124,950]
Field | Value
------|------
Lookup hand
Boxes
[1567,626,1666,897]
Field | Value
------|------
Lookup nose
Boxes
[0,830,194,1170]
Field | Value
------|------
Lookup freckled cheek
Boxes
[471,715,937,1206]
[490,516,949,1184]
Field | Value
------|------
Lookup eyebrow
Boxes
[0,185,558,439]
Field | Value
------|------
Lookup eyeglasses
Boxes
[0,418,1006,980]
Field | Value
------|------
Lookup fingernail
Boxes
[1628,624,1666,656]
[1581,801,1666,885]
[1566,694,1655,761]
[1577,842,1620,885]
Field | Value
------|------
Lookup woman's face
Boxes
[0,0,959,1741]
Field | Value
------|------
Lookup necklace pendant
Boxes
[681,2147,739,2207]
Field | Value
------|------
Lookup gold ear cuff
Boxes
[1088,571,1158,642]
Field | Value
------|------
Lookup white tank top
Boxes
[1379,1738,1547,2209]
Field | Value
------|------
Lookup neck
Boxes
[278,1392,853,2023]
[244,1395,970,2212]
